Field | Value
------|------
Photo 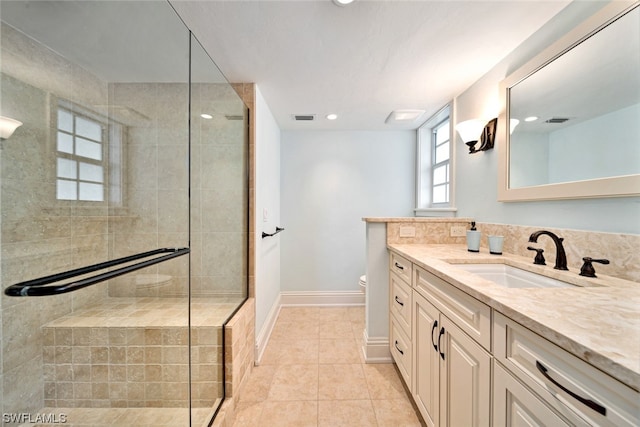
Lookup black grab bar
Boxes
[4,247,189,297]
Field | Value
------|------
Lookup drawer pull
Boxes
[438,327,445,360]
[394,262,404,271]
[431,320,439,352]
[536,361,607,416]
[394,296,404,306]
[394,340,404,355]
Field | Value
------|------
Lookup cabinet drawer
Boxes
[494,312,639,427]
[390,272,412,335]
[493,361,575,426]
[414,265,491,351]
[390,317,412,388]
[390,252,412,285]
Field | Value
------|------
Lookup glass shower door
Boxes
[1,1,191,425]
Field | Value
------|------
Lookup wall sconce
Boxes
[510,118,520,134]
[455,118,497,154]
[0,116,23,140]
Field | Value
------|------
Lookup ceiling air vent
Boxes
[545,117,570,124]
[292,114,316,121]
[225,115,244,121]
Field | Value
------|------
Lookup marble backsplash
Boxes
[384,218,639,283]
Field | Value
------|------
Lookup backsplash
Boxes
[384,218,639,283]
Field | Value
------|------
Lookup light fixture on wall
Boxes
[510,118,520,134]
[0,116,23,140]
[455,118,497,154]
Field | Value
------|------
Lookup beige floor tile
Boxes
[238,365,278,402]
[318,400,377,427]
[270,320,319,340]
[316,307,350,322]
[258,401,318,426]
[346,306,365,322]
[318,320,355,339]
[268,364,319,401]
[318,364,370,400]
[318,339,361,364]
[277,307,321,323]
[372,398,423,426]
[261,339,319,365]
[232,400,265,427]
[363,363,409,400]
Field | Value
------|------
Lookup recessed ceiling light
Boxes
[524,116,538,122]
[200,113,213,119]
[332,0,354,6]
[326,114,338,120]
[385,109,426,124]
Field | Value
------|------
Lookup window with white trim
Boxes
[416,105,455,215]
[55,103,123,204]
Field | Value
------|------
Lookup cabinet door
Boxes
[413,291,440,427]
[439,315,491,427]
[494,362,572,427]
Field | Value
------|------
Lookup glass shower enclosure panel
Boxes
[189,35,249,421]
[1,1,199,425]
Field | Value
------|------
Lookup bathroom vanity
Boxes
[388,244,639,426]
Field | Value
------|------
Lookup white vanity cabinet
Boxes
[387,248,639,427]
[412,266,491,427]
[389,256,491,427]
[494,312,640,427]
[389,253,413,387]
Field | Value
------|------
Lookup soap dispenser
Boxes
[467,221,481,253]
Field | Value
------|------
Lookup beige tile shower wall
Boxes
[477,223,640,283]
[231,83,256,299]
[1,23,111,415]
[192,83,249,299]
[106,82,190,298]
[42,324,222,408]
[386,218,474,245]
[224,298,255,401]
[211,299,255,427]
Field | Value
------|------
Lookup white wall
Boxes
[280,130,415,293]
[254,86,282,337]
[454,1,640,234]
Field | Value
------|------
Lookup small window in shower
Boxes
[55,102,123,203]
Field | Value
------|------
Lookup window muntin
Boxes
[431,119,450,204]
[56,106,105,202]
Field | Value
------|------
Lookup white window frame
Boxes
[55,100,124,206]
[415,104,457,217]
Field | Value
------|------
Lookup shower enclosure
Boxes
[0,1,248,426]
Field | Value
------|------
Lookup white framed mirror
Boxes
[497,1,640,202]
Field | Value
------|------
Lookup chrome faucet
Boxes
[528,230,568,270]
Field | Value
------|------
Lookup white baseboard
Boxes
[280,290,365,306]
[361,329,392,363]
[254,294,281,365]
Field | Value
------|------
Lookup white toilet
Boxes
[359,275,366,294]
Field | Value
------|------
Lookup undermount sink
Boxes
[455,264,574,289]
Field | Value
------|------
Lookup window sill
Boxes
[414,207,457,218]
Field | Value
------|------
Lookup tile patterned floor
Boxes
[231,306,423,427]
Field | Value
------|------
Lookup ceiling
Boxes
[0,1,572,131]
[170,0,571,130]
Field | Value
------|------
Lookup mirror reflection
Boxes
[508,5,639,189]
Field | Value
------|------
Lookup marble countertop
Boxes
[387,243,640,392]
